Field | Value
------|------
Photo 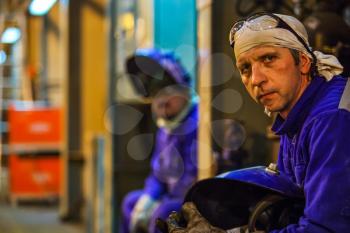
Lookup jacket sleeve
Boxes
[143,131,167,200]
[271,110,350,233]
[143,174,166,200]
[168,132,198,198]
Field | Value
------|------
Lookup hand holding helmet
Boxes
[157,166,304,233]
[157,202,265,233]
[169,202,226,233]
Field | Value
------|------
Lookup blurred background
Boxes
[0,0,349,232]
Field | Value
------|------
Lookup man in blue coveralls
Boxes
[121,49,198,233]
[162,13,350,233]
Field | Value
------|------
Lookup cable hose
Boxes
[247,194,286,232]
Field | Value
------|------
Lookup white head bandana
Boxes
[233,13,343,81]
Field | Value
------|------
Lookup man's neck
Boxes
[280,75,312,119]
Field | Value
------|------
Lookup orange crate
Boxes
[7,104,62,202]
[9,154,61,198]
[8,105,61,147]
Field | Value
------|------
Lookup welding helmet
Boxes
[126,48,191,97]
[184,165,305,232]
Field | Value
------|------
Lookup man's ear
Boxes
[300,52,312,75]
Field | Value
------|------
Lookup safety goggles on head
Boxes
[229,12,316,61]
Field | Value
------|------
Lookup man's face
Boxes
[236,46,311,118]
[152,89,189,120]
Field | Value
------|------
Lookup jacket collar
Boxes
[272,76,325,137]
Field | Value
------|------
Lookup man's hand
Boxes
[157,202,266,233]
[129,194,159,233]
[165,202,226,233]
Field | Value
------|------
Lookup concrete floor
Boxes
[0,203,84,233]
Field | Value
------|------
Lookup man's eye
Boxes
[239,64,250,75]
[263,55,276,63]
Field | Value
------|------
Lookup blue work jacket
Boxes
[271,76,350,233]
[144,104,198,200]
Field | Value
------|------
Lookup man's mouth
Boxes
[257,92,275,102]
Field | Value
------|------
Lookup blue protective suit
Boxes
[271,76,350,233]
[121,103,198,233]
[144,104,198,200]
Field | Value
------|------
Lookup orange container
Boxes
[8,105,61,147]
[7,104,62,202]
[9,155,61,198]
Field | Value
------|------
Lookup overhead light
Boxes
[120,12,135,31]
[1,27,21,44]
[29,0,57,16]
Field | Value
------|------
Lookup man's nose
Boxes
[158,101,168,109]
[251,64,266,87]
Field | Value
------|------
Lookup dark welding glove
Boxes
[166,202,226,233]
[157,202,265,233]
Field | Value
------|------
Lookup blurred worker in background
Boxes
[162,12,350,233]
[121,49,198,233]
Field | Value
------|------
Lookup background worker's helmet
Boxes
[184,166,304,232]
[126,48,191,97]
